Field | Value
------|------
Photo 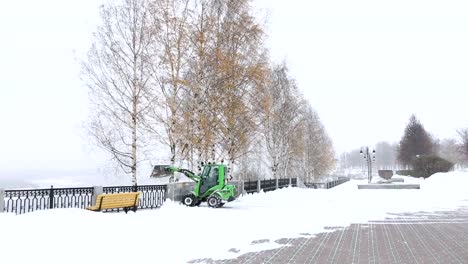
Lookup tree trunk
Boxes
[227,158,233,180]
[272,160,278,179]
[131,98,137,188]
[227,146,235,180]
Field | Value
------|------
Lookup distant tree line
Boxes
[339,142,398,171]
[81,0,335,185]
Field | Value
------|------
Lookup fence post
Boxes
[49,185,54,209]
[240,181,245,196]
[92,186,103,206]
[275,179,279,190]
[0,189,4,213]
[289,178,292,186]
[257,179,261,193]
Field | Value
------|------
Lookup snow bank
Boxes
[1,172,467,263]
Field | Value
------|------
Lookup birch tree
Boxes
[176,0,267,176]
[181,0,221,169]
[145,0,192,172]
[82,0,155,186]
[261,63,305,179]
[299,105,335,181]
[81,0,337,184]
[211,0,268,178]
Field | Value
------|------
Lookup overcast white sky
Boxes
[254,0,468,152]
[1,0,468,176]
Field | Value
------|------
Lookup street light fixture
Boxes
[360,147,376,183]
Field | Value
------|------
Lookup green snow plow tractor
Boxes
[152,163,237,208]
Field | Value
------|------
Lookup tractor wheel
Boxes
[207,196,220,208]
[182,194,197,207]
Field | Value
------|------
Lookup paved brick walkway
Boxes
[190,206,468,264]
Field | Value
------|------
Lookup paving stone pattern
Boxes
[190,206,468,264]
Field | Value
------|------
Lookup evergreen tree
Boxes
[397,114,434,166]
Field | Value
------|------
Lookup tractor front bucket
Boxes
[150,165,173,178]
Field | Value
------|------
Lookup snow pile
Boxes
[0,172,467,263]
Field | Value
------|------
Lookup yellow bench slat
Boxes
[86,192,140,212]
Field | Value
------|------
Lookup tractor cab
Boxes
[198,164,225,194]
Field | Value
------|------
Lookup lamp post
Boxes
[360,147,376,183]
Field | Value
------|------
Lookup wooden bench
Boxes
[87,192,140,213]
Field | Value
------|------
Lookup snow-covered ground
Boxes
[1,172,467,264]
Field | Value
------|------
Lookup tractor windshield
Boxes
[199,165,219,194]
[201,166,211,178]
[209,167,219,182]
[201,166,218,182]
